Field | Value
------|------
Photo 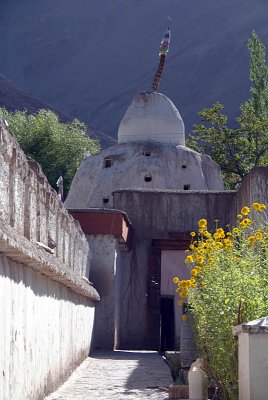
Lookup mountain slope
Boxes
[0,0,268,137]
[0,73,116,148]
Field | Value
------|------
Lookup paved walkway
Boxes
[45,351,172,400]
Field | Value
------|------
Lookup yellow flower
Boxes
[260,204,267,211]
[232,227,239,234]
[204,231,211,238]
[173,277,179,284]
[237,214,243,219]
[190,232,196,237]
[185,249,190,253]
[198,219,207,229]
[208,258,214,264]
[189,244,195,250]
[182,315,188,321]
[190,278,196,287]
[239,221,247,229]
[179,291,187,298]
[197,256,205,265]
[185,255,194,263]
[178,300,183,306]
[226,232,232,236]
[255,231,263,241]
[239,218,252,229]
[248,236,256,244]
[191,268,198,277]
[252,202,261,211]
[216,228,225,238]
[215,242,223,248]
[241,206,250,215]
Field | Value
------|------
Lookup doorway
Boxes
[160,297,175,351]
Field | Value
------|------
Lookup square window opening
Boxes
[143,150,151,157]
[184,184,190,190]
[103,198,109,204]
[144,175,152,182]
[104,158,112,168]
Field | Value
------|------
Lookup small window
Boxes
[104,158,112,168]
[143,150,151,157]
[184,184,190,190]
[182,165,187,169]
[103,198,109,204]
[144,175,152,182]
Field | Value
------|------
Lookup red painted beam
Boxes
[68,210,132,250]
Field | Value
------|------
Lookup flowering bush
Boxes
[174,202,268,400]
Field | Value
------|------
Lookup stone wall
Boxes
[0,120,90,277]
[112,189,236,349]
[230,167,268,224]
[113,189,236,237]
[0,120,99,399]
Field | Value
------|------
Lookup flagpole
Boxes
[151,28,171,92]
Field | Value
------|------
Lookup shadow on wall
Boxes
[0,252,93,305]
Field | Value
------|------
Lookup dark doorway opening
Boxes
[160,297,175,351]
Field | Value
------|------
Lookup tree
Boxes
[188,31,268,189]
[0,108,100,197]
[188,102,268,188]
[248,30,268,119]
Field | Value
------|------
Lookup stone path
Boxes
[45,351,172,400]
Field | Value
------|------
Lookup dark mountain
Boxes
[0,0,268,138]
[0,73,116,148]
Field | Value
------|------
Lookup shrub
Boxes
[174,202,268,400]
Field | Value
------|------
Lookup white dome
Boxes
[118,92,185,145]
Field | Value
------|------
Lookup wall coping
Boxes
[113,188,236,194]
[233,317,268,336]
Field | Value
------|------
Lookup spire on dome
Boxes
[151,28,171,92]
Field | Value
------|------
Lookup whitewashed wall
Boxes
[0,120,99,399]
[0,254,95,400]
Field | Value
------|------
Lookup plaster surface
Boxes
[237,332,268,400]
[0,253,95,400]
[118,92,185,145]
[87,235,118,349]
[0,119,99,399]
[65,142,224,209]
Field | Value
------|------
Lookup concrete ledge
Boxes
[233,317,268,336]
[0,218,100,301]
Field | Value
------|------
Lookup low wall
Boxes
[230,167,268,224]
[0,120,99,399]
[0,120,89,276]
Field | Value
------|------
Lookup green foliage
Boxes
[175,203,268,399]
[0,108,100,197]
[188,31,268,189]
[188,102,268,188]
[248,30,268,119]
